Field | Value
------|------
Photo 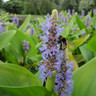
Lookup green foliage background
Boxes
[1,0,96,14]
[0,0,3,8]
[1,5,96,96]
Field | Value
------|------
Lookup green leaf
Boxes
[79,44,94,61]
[61,10,67,17]
[46,71,56,94]
[4,43,19,64]
[19,15,31,32]
[68,52,78,70]
[7,30,37,63]
[87,35,96,52]
[76,15,86,29]
[69,34,90,51]
[35,71,44,85]
[0,61,3,63]
[0,31,16,50]
[70,29,86,37]
[51,92,58,96]
[0,13,8,21]
[0,63,49,96]
[0,89,10,96]
[7,25,37,63]
[0,63,41,86]
[1,86,49,96]
[72,57,96,96]
[74,54,85,63]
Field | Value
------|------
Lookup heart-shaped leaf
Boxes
[69,34,90,51]
[87,35,96,52]
[79,44,94,61]
[0,62,49,96]
[0,31,16,50]
[72,57,96,96]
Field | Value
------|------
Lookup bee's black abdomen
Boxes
[58,35,67,50]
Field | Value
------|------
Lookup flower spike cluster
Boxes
[55,57,74,96]
[39,9,64,81]
[58,12,68,26]
[39,9,74,96]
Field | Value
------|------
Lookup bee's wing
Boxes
[61,42,67,50]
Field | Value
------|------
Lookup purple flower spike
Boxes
[12,16,19,26]
[1,20,6,32]
[38,10,65,82]
[81,10,84,17]
[85,16,90,28]
[23,39,30,52]
[62,17,68,26]
[38,10,73,96]
[59,12,64,20]
[67,9,71,19]
[93,9,96,14]
[67,13,70,19]
[72,9,75,15]
[55,59,74,96]
[68,9,71,13]
[74,27,78,32]
[0,25,3,33]
[30,28,35,35]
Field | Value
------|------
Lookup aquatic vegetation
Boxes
[0,9,96,96]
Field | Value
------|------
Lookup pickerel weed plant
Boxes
[39,9,74,96]
[1,8,96,96]
[12,16,19,27]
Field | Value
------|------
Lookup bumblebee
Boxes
[58,35,67,50]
